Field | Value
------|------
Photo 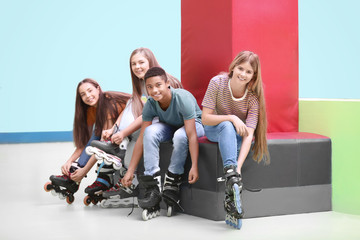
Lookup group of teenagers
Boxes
[49,47,269,226]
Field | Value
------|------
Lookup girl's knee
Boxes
[219,121,236,134]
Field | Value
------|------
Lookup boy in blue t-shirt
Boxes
[122,67,204,220]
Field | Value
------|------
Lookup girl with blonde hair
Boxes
[201,50,269,229]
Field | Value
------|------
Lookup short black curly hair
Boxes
[144,67,167,83]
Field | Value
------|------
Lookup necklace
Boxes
[228,79,248,101]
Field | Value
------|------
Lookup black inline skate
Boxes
[162,171,184,217]
[44,163,81,204]
[138,174,162,221]
[83,162,115,206]
[218,165,243,229]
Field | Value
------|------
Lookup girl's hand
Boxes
[236,166,241,174]
[188,167,199,184]
[61,161,72,176]
[121,171,134,187]
[70,168,87,182]
[231,115,249,137]
[111,131,125,145]
[102,128,113,140]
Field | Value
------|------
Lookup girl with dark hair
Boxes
[44,78,130,203]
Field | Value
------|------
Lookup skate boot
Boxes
[44,163,81,204]
[100,178,140,208]
[138,174,162,221]
[83,162,115,206]
[89,137,130,161]
[162,171,184,217]
[218,165,243,229]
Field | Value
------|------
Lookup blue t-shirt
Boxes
[142,88,202,127]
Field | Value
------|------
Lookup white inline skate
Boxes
[85,145,123,170]
[100,168,139,208]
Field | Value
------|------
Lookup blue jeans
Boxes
[143,120,205,176]
[77,132,101,167]
[204,121,243,168]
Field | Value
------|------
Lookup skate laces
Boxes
[55,174,70,180]
[106,182,121,192]
[88,181,103,189]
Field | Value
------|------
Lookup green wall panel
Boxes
[299,100,360,215]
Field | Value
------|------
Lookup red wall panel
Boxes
[232,0,298,132]
[181,0,233,108]
[181,0,298,132]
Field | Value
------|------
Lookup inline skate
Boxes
[138,174,162,221]
[89,136,130,162]
[83,162,116,206]
[218,165,243,229]
[85,145,123,170]
[162,171,184,217]
[100,168,139,208]
[44,162,81,204]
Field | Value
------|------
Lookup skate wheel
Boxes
[100,199,109,208]
[167,206,173,217]
[83,195,91,206]
[113,162,122,171]
[44,182,52,192]
[92,199,98,205]
[225,214,242,230]
[103,157,112,165]
[94,152,104,161]
[85,146,94,156]
[50,189,58,196]
[58,193,66,200]
[142,209,149,221]
[66,195,75,204]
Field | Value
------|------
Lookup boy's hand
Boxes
[188,167,199,184]
[121,171,134,187]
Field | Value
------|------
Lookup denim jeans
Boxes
[204,121,243,168]
[143,120,205,176]
[77,131,101,167]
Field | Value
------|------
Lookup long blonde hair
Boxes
[229,51,270,164]
[129,48,183,118]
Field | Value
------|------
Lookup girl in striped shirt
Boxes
[201,51,269,228]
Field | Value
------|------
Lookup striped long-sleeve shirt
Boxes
[201,74,259,129]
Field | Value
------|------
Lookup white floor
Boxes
[1,142,360,240]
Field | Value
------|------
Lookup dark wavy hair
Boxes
[73,78,131,148]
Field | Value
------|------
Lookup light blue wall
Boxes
[299,0,360,99]
[0,0,180,133]
[2,0,359,135]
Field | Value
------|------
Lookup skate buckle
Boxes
[217,177,225,182]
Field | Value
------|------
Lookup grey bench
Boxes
[153,132,331,220]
